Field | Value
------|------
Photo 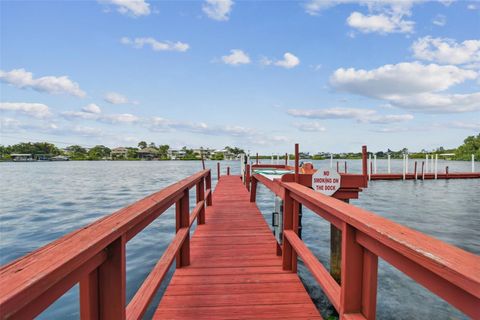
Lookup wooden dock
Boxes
[154,175,321,319]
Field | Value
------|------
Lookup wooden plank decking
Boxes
[154,175,321,319]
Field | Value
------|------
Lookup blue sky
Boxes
[1,0,479,153]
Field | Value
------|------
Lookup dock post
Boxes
[473,154,475,172]
[330,199,350,285]
[217,162,220,181]
[176,189,190,267]
[330,154,333,168]
[426,155,429,174]
[287,153,290,166]
[277,154,280,165]
[227,167,230,176]
[402,154,406,180]
[414,161,417,180]
[344,161,347,173]
[294,143,299,183]
[250,176,257,203]
[422,161,425,180]
[387,154,391,173]
[446,166,449,179]
[362,146,368,184]
[406,154,409,174]
[282,190,294,271]
[337,161,340,173]
[271,154,273,164]
[285,153,288,166]
[435,154,438,179]
[368,153,372,181]
[374,154,377,174]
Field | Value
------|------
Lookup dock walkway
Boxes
[154,175,321,319]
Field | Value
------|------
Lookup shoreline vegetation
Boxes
[0,134,478,162]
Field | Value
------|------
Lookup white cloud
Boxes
[0,102,52,118]
[262,52,300,69]
[82,103,102,114]
[203,0,234,21]
[388,92,480,113]
[98,0,150,17]
[330,62,480,113]
[72,126,104,136]
[330,62,477,99]
[120,37,189,52]
[347,11,414,34]
[62,107,139,124]
[412,36,480,66]
[0,68,86,97]
[287,107,413,123]
[150,117,254,136]
[432,14,446,26]
[221,49,251,65]
[306,0,422,34]
[103,91,134,104]
[467,3,478,10]
[292,121,327,132]
[450,121,480,130]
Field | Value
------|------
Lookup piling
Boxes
[344,161,347,173]
[387,154,391,173]
[435,154,438,179]
[422,161,425,180]
[473,154,475,172]
[227,167,230,176]
[414,161,417,180]
[217,162,220,181]
[374,154,377,174]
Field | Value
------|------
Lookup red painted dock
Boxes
[153,175,321,319]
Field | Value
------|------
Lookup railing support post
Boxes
[176,189,190,267]
[282,190,293,271]
[80,269,99,319]
[92,235,126,320]
[340,223,378,320]
[245,164,251,191]
[206,172,212,206]
[197,178,205,224]
[250,176,257,203]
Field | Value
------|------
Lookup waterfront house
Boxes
[213,149,237,160]
[193,148,216,160]
[110,147,129,159]
[138,147,158,160]
[168,149,187,160]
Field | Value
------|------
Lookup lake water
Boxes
[0,159,478,319]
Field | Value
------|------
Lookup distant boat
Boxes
[51,155,70,161]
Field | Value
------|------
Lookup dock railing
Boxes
[0,169,213,320]
[251,174,480,320]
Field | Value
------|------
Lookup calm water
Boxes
[0,160,478,319]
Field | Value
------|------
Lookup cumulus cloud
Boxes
[412,36,480,66]
[0,68,86,97]
[72,126,105,136]
[103,91,136,105]
[0,102,52,118]
[262,52,300,69]
[330,62,480,113]
[98,0,150,17]
[330,62,477,99]
[221,49,251,65]
[203,0,234,21]
[388,92,480,113]
[121,37,189,52]
[450,121,480,130]
[82,103,102,114]
[347,11,414,34]
[287,107,413,123]
[62,105,139,123]
[150,117,254,136]
[305,0,421,34]
[292,121,327,132]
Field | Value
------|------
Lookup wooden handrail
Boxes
[0,169,212,320]
[252,176,480,319]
